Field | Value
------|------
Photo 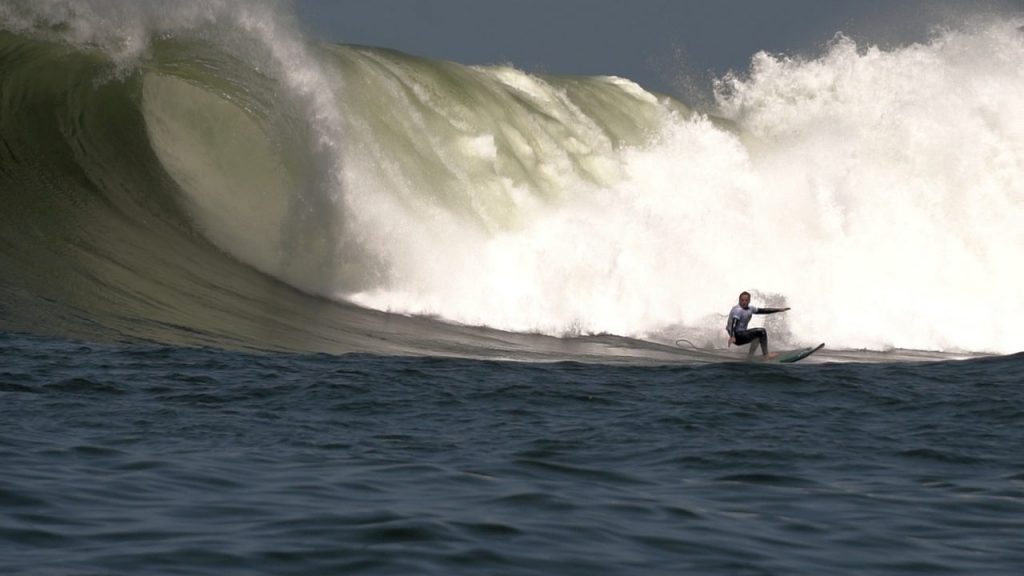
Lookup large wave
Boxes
[1,0,1021,355]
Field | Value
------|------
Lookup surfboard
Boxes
[749,340,827,362]
[770,343,825,363]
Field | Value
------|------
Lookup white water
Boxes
[345,22,1024,354]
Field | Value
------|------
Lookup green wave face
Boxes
[0,21,682,354]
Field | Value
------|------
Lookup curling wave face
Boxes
[1,1,1022,355]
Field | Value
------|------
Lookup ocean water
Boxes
[3,331,1023,575]
[2,0,1024,573]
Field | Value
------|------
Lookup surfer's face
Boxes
[739,294,750,309]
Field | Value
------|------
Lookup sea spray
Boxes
[344,21,1024,353]
[710,25,1024,351]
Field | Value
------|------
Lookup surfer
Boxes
[726,291,790,357]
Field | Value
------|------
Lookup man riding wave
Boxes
[726,291,790,358]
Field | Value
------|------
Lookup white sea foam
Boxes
[347,21,1024,354]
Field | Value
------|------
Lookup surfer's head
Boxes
[738,291,751,309]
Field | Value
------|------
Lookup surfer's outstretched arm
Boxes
[755,307,790,315]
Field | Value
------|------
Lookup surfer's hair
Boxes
[739,291,751,299]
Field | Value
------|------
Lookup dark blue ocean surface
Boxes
[2,331,1023,575]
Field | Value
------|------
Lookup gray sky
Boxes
[295,0,1021,99]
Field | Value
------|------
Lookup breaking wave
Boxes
[1,0,1021,355]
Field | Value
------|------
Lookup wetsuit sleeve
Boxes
[726,315,736,336]
[754,307,786,314]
